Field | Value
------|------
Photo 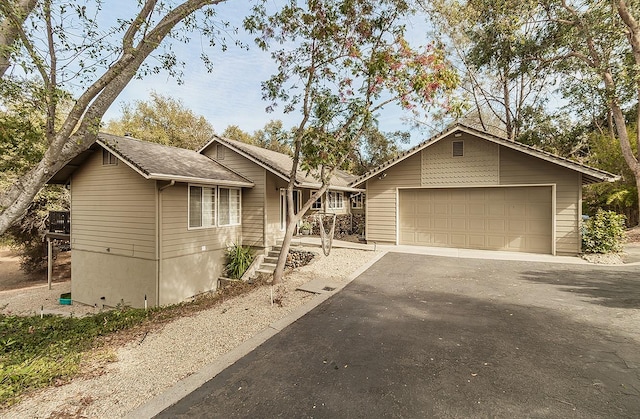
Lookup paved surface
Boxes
[156,253,640,418]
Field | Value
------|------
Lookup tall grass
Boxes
[225,244,254,279]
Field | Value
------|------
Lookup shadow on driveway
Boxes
[520,266,640,309]
[158,254,640,418]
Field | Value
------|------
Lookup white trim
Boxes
[218,187,242,226]
[327,191,344,209]
[551,184,557,256]
[188,184,217,230]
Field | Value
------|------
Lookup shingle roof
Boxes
[98,133,253,187]
[351,123,619,186]
[203,136,361,191]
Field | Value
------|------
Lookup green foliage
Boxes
[582,209,627,254]
[225,244,254,279]
[221,120,294,155]
[104,91,215,150]
[0,308,150,406]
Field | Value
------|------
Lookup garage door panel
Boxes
[399,187,552,254]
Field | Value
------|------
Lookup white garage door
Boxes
[398,187,552,254]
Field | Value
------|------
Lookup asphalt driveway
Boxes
[157,253,640,418]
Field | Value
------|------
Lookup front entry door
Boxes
[280,189,301,231]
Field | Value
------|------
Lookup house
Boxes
[198,136,364,248]
[48,133,362,308]
[352,124,617,256]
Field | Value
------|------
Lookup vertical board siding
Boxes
[500,147,580,254]
[71,152,156,259]
[421,134,499,186]
[202,145,265,247]
[366,153,421,243]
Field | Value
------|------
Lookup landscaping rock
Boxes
[286,250,316,268]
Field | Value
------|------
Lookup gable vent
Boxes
[217,144,225,160]
[452,140,464,157]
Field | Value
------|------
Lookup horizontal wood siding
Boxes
[500,147,581,254]
[160,184,241,260]
[71,152,156,259]
[421,133,499,186]
[203,146,265,247]
[366,153,421,243]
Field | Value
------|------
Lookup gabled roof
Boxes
[350,123,619,186]
[200,135,362,192]
[48,133,254,187]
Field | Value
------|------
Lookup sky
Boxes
[100,1,439,148]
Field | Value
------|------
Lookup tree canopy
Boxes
[105,92,215,150]
[0,0,231,235]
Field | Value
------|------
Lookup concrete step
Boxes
[268,250,280,258]
[256,267,275,274]
[264,256,279,264]
[261,262,277,269]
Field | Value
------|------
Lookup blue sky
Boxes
[101,2,438,147]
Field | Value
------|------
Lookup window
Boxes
[102,149,117,165]
[218,188,241,226]
[189,186,216,228]
[351,193,364,209]
[311,195,322,210]
[452,140,464,157]
[328,191,344,209]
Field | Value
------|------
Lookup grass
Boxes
[0,276,268,408]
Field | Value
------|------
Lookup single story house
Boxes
[352,124,618,255]
[48,124,616,308]
[48,133,362,308]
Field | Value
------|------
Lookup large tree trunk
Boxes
[0,0,38,77]
[0,0,226,235]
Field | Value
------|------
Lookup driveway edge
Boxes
[125,251,388,419]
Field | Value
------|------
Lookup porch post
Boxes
[47,237,53,290]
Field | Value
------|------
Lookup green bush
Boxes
[582,209,627,253]
[225,244,253,279]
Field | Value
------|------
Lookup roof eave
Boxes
[148,173,254,188]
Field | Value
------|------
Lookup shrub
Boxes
[225,244,253,279]
[582,209,627,253]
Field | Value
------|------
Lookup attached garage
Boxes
[354,124,618,256]
[398,186,553,254]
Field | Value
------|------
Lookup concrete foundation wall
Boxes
[72,249,156,309]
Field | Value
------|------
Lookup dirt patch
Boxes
[0,246,70,292]
[626,226,640,243]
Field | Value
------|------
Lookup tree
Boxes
[105,91,215,150]
[221,120,294,154]
[423,0,552,140]
[245,0,458,284]
[0,0,231,235]
[535,0,640,224]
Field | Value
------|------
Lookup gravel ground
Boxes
[1,247,380,419]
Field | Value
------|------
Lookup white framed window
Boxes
[189,185,216,229]
[102,149,117,166]
[218,187,241,226]
[311,195,322,210]
[351,193,364,209]
[328,191,344,209]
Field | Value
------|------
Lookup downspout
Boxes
[157,180,175,307]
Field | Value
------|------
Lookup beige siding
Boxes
[421,134,499,186]
[71,152,156,259]
[158,183,242,304]
[500,147,581,255]
[366,152,421,243]
[203,146,266,247]
[160,184,241,260]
